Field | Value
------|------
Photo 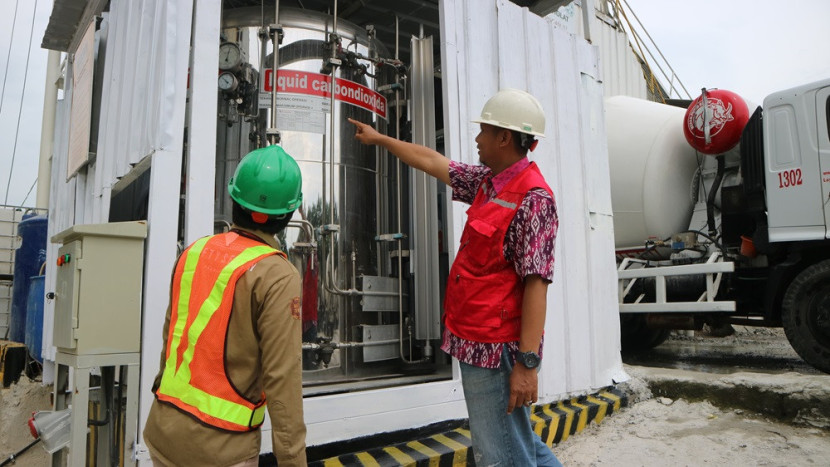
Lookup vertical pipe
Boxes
[327,0,343,370]
[394,15,413,363]
[328,0,338,227]
[258,23,268,148]
[332,0,338,41]
[701,88,711,145]
[269,1,280,145]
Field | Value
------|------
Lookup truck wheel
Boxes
[781,260,830,374]
[620,315,670,351]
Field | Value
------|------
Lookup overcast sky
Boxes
[0,0,50,208]
[2,0,830,207]
[624,0,830,105]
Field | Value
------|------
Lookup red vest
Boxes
[444,162,552,343]
[155,232,284,432]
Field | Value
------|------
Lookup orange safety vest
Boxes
[155,231,284,432]
[444,163,552,343]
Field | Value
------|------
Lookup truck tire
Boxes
[781,260,830,374]
[620,315,670,351]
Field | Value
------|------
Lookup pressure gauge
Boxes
[218,42,242,70]
[218,72,238,92]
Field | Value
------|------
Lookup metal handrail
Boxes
[614,0,692,101]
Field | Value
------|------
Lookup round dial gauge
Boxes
[218,42,242,70]
[218,72,238,92]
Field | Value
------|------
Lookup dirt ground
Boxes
[555,327,830,466]
[1,375,51,466]
[554,394,830,466]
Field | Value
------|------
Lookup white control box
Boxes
[51,222,147,355]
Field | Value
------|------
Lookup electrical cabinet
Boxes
[51,222,146,355]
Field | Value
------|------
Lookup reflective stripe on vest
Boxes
[156,233,280,431]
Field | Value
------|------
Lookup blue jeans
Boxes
[459,346,563,467]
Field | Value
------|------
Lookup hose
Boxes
[0,439,41,466]
[706,155,725,237]
[679,229,727,258]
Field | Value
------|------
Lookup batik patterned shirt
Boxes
[440,157,559,368]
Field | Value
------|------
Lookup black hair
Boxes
[231,201,294,235]
[510,130,534,155]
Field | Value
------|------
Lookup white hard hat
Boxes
[471,88,546,137]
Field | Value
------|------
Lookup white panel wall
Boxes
[441,0,625,401]
[43,1,195,462]
[554,3,648,100]
[44,0,626,456]
[592,11,649,100]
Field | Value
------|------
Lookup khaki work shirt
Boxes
[143,227,307,466]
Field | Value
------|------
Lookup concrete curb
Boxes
[625,365,830,429]
[306,388,628,466]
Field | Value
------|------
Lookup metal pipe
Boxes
[351,250,357,290]
[258,16,269,147]
[328,14,337,227]
[326,0,338,294]
[302,339,399,350]
[323,241,398,297]
[268,0,281,145]
[394,17,425,364]
[332,0,338,41]
[287,219,315,245]
[394,15,408,362]
[706,155,725,237]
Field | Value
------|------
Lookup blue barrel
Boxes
[25,275,45,362]
[8,214,48,343]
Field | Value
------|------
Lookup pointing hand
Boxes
[348,118,383,145]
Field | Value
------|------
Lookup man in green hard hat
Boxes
[143,145,307,467]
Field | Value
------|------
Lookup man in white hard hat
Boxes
[349,88,561,466]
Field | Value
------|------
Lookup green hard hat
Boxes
[228,145,303,216]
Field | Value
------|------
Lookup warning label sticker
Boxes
[260,69,387,120]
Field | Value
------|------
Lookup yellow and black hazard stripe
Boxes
[309,427,472,466]
[532,388,626,446]
[308,387,627,466]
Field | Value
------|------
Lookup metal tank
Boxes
[605,96,700,251]
[8,214,47,343]
[216,7,447,390]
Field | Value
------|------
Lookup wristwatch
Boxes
[516,351,541,369]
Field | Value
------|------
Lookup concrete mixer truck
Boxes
[607,77,830,374]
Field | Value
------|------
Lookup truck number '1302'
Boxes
[778,168,803,188]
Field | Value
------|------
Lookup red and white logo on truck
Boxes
[683,88,750,155]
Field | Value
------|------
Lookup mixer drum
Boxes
[606,96,699,250]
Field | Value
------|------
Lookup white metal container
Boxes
[605,96,699,250]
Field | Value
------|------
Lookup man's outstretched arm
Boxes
[348,118,451,185]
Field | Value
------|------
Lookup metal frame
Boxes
[52,352,140,467]
[618,252,736,313]
[410,34,442,342]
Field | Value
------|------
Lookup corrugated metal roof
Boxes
[41,0,108,52]
[42,0,571,55]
